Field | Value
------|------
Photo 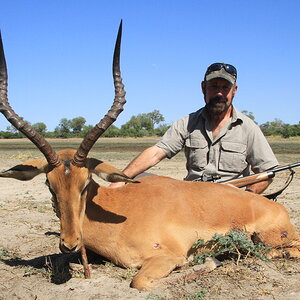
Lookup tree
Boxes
[241,110,256,124]
[147,109,165,125]
[54,118,72,138]
[102,124,121,137]
[6,125,18,134]
[70,117,86,133]
[0,130,18,139]
[281,124,300,138]
[32,122,47,135]
[121,110,165,137]
[80,125,94,138]
[260,118,285,136]
[154,124,170,136]
[6,125,23,138]
[121,115,153,136]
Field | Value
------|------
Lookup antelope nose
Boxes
[60,239,80,253]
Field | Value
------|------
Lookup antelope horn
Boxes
[0,32,61,168]
[72,20,126,167]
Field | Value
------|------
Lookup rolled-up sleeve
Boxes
[246,125,278,173]
[156,117,188,158]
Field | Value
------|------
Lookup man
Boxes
[110,63,278,194]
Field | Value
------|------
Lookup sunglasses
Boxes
[205,63,237,78]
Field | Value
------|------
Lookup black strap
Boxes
[263,169,295,201]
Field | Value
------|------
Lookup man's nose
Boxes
[216,89,224,96]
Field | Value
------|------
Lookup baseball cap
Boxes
[204,63,237,84]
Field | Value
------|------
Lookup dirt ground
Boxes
[0,155,300,300]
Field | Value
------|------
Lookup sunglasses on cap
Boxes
[205,63,237,78]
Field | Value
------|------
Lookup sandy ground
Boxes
[0,155,300,300]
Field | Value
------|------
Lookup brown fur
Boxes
[1,149,299,291]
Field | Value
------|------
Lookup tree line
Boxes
[0,110,170,139]
[0,109,299,139]
[241,111,300,138]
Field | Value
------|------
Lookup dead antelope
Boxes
[0,23,300,291]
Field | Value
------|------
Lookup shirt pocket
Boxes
[219,141,247,173]
[185,137,208,170]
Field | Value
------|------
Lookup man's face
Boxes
[202,78,237,115]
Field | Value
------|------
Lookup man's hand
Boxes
[109,182,126,188]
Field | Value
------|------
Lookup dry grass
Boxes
[0,137,299,299]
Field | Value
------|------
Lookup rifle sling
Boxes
[263,169,295,201]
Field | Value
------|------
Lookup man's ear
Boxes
[201,81,206,96]
[85,158,139,183]
[233,84,238,97]
[0,158,49,180]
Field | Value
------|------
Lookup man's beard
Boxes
[206,95,230,115]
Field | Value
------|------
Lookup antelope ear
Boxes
[0,158,50,181]
[85,158,139,183]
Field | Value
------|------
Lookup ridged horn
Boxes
[0,32,61,168]
[72,20,126,167]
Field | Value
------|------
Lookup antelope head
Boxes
[0,21,135,253]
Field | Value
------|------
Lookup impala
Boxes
[0,23,299,291]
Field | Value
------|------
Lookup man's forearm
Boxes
[245,178,273,194]
[122,146,166,178]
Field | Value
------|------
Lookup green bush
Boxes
[193,231,270,264]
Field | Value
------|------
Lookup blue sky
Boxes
[0,0,299,131]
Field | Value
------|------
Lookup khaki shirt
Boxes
[156,106,278,181]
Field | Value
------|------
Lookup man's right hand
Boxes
[109,182,127,188]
